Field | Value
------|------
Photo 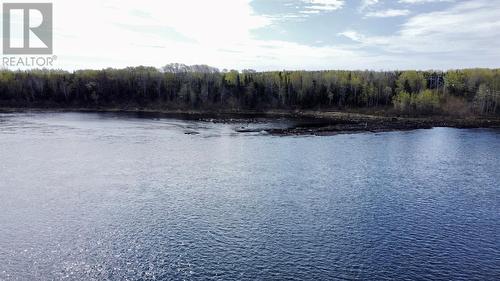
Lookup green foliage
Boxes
[393,91,411,113]
[474,83,499,115]
[396,71,426,94]
[393,90,441,115]
[224,70,240,86]
[445,70,466,95]
[0,67,498,116]
[413,90,440,114]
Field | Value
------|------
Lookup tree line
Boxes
[0,64,499,116]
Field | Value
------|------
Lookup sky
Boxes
[2,0,500,71]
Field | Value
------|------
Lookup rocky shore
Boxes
[1,107,499,136]
[259,111,500,136]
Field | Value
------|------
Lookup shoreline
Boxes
[1,107,499,136]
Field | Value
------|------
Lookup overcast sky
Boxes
[4,0,500,70]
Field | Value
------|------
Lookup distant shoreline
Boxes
[1,107,500,136]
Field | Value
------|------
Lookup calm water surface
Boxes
[0,112,499,280]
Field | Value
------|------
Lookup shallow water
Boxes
[0,112,499,280]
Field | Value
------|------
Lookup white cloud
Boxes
[272,0,344,21]
[45,0,270,69]
[365,9,410,17]
[338,31,364,41]
[359,0,379,11]
[341,0,500,67]
[300,0,344,13]
[398,0,453,4]
[300,10,321,14]
[2,0,499,71]
[303,0,344,10]
[13,0,367,71]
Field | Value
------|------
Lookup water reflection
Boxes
[0,112,499,280]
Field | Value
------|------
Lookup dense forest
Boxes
[0,64,499,116]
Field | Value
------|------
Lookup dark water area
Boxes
[0,112,499,280]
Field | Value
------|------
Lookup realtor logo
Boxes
[3,3,53,55]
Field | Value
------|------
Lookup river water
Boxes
[0,112,499,280]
